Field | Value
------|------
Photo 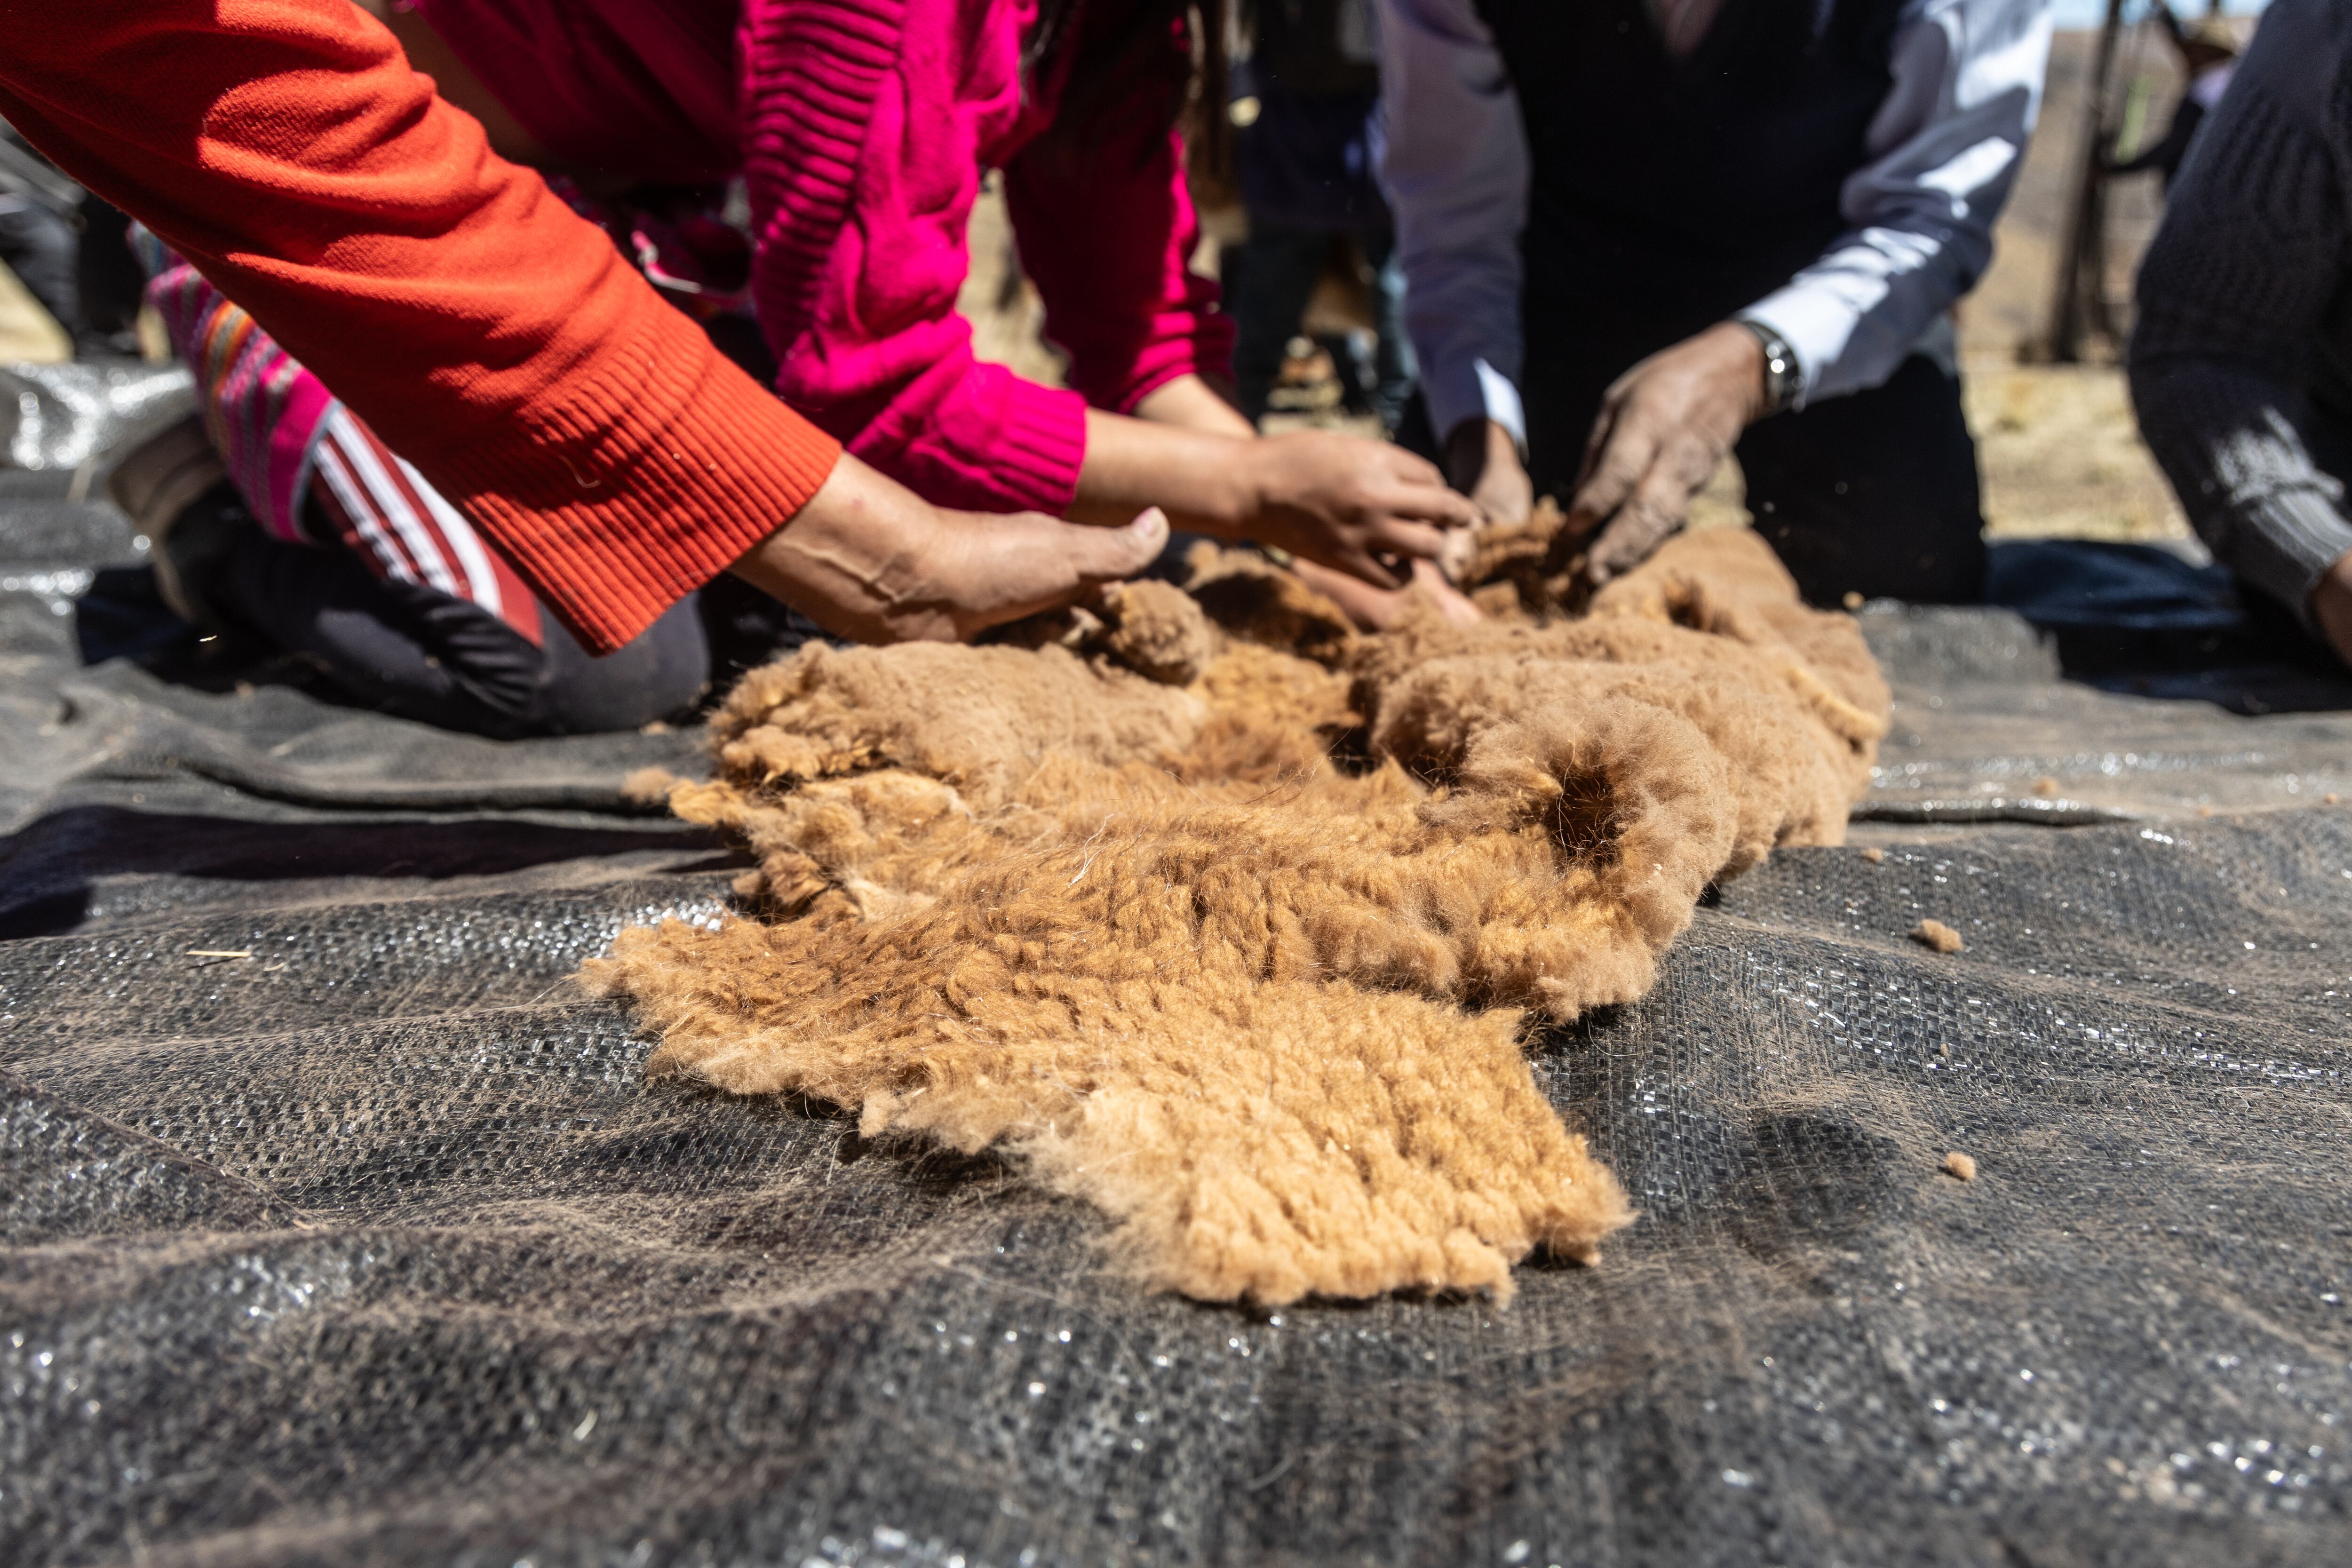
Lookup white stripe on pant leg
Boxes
[326,408,461,597]
[402,455,504,620]
[311,421,424,589]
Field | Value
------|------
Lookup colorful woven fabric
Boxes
[134,231,542,643]
[133,227,333,549]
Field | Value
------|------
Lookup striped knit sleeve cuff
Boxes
[2234,489,2352,632]
[423,302,841,655]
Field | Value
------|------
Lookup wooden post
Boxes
[2045,0,2130,363]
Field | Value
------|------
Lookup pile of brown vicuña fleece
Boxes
[583,526,1891,1305]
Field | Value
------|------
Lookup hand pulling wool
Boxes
[581,527,1892,1304]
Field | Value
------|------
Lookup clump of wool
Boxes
[583,527,1892,1305]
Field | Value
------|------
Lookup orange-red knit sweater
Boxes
[0,0,842,654]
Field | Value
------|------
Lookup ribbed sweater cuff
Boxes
[2238,491,2352,631]
[427,304,840,654]
[985,378,1091,516]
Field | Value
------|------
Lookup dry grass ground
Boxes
[1965,359,2187,541]
[0,259,67,363]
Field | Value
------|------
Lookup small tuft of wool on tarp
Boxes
[1912,918,1965,954]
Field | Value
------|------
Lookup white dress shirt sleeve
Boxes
[1741,0,2055,406]
[1375,0,1531,447]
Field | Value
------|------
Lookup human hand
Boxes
[2314,548,2352,668]
[731,453,1169,644]
[1567,321,1768,583]
[1292,556,1483,632]
[1241,430,1482,589]
[1445,417,1534,528]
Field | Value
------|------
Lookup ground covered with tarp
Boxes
[4,366,2351,1568]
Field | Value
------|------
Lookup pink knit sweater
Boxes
[415,0,1232,516]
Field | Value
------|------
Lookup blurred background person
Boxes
[1379,0,2054,606]
[2103,7,2239,193]
[1226,0,1415,434]
[0,117,143,359]
[2131,0,2352,668]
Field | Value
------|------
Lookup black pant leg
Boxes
[212,524,551,735]
[72,196,145,351]
[1735,353,1988,606]
[1228,225,1332,425]
[533,597,709,735]
[208,506,706,737]
[0,197,81,336]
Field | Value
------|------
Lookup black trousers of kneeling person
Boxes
[189,486,710,739]
[1521,351,1990,609]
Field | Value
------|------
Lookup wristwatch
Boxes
[1735,318,1804,416]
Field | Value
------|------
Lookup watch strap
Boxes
[1734,318,1804,415]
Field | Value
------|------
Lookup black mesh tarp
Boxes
[5,415,2352,1567]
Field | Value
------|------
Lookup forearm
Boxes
[1740,238,1981,406]
[731,454,982,644]
[1744,0,2050,403]
[1133,374,1256,439]
[730,451,1169,646]
[2130,358,2352,629]
[1073,405,1479,595]
[1070,410,1260,533]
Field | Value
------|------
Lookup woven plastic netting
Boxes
[4,426,2351,1565]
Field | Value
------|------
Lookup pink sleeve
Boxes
[1005,119,1235,415]
[742,1,1088,517]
